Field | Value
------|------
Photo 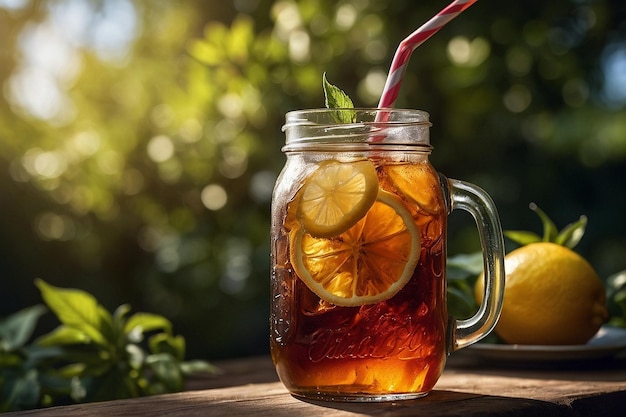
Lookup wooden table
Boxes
[5,353,626,416]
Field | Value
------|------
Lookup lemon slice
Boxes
[296,160,378,238]
[289,190,421,307]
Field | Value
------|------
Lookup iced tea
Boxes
[271,154,448,400]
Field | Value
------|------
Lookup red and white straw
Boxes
[378,0,478,109]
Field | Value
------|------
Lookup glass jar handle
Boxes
[441,176,506,352]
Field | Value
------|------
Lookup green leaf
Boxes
[529,202,558,242]
[56,363,87,378]
[447,286,476,320]
[606,270,626,295]
[0,352,22,368]
[51,349,113,377]
[148,333,185,361]
[555,215,587,248]
[447,252,484,278]
[21,345,65,369]
[82,368,138,402]
[112,304,132,342]
[606,270,626,319]
[70,376,87,402]
[124,313,172,340]
[2,369,40,412]
[507,204,590,249]
[97,305,116,345]
[608,317,626,328]
[503,230,542,246]
[113,304,132,324]
[0,305,47,352]
[323,73,354,109]
[35,279,111,348]
[179,360,219,376]
[446,253,482,320]
[36,325,91,347]
[36,370,73,397]
[145,353,183,392]
[323,73,355,123]
[125,344,146,370]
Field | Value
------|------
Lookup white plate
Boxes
[462,326,626,363]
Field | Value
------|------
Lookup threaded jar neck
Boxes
[282,108,432,153]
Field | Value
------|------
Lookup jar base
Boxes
[290,390,430,402]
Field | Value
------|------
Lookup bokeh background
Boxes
[1,0,625,361]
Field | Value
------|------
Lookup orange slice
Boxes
[296,160,378,238]
[289,190,421,307]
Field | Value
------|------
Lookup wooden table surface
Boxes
[4,353,626,416]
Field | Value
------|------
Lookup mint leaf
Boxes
[323,73,354,109]
[323,73,356,123]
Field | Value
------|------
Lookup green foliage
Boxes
[504,203,588,248]
[606,271,626,328]
[0,280,215,412]
[446,252,484,319]
[0,305,47,411]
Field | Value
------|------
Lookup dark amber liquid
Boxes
[270,159,448,400]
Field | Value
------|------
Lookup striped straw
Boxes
[378,0,478,109]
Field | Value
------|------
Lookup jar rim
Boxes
[283,108,431,131]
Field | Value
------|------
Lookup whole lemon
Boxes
[475,242,608,345]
